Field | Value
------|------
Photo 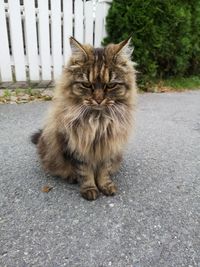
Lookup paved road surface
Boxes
[0,91,200,267]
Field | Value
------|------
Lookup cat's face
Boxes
[66,37,135,110]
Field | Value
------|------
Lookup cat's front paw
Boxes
[98,181,117,196]
[80,186,99,201]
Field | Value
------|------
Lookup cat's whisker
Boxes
[109,105,129,130]
[63,105,89,129]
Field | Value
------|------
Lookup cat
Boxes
[31,36,137,200]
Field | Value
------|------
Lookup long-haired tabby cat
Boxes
[31,36,137,200]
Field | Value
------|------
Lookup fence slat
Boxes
[63,0,73,63]
[74,0,84,43]
[9,0,26,81]
[38,0,51,80]
[0,1,12,81]
[95,1,107,47]
[85,0,94,45]
[101,1,110,39]
[51,0,62,80]
[24,0,40,81]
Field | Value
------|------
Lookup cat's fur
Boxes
[31,37,137,200]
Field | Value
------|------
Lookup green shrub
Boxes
[188,0,200,75]
[104,0,200,84]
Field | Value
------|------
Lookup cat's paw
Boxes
[80,186,99,201]
[98,181,117,196]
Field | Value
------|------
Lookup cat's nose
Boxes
[93,89,104,104]
[95,98,103,104]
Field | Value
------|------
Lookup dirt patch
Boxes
[0,88,54,104]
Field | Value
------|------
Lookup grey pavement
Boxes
[0,91,200,267]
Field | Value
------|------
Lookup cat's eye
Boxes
[81,82,92,88]
[106,83,117,89]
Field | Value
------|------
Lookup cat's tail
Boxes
[31,129,42,145]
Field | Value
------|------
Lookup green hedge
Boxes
[104,0,200,84]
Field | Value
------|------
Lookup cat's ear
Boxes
[113,36,133,61]
[69,37,88,59]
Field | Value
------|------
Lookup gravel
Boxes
[0,91,200,267]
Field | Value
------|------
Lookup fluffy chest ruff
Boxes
[61,106,133,163]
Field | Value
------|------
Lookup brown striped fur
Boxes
[32,37,137,200]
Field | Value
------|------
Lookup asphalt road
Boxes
[0,91,200,267]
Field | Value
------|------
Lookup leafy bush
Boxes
[104,0,200,84]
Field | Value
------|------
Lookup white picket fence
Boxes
[0,0,111,82]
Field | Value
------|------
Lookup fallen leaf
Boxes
[41,185,53,193]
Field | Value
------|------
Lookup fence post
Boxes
[0,1,12,81]
[63,0,73,63]
[24,0,40,81]
[94,0,112,47]
[51,0,62,80]
[74,0,84,43]
[9,0,26,81]
[85,0,94,45]
[38,0,51,80]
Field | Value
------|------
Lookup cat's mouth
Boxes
[83,99,114,110]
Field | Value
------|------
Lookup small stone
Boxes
[16,100,29,104]
[41,89,54,97]
[10,96,18,102]
[109,203,114,207]
[44,95,52,101]
[21,94,30,100]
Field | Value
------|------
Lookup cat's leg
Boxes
[96,161,117,196]
[79,164,99,200]
[49,162,78,184]
[43,155,78,183]
[110,154,123,175]
[37,134,77,183]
